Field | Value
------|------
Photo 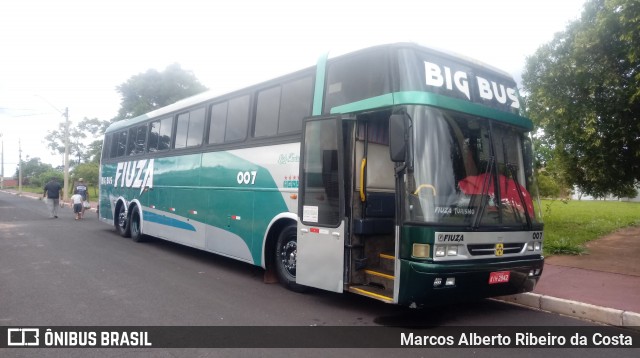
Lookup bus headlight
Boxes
[534,242,541,251]
[527,242,534,251]
[447,245,458,256]
[412,243,430,259]
[435,245,446,257]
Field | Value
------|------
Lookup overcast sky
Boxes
[0,0,587,171]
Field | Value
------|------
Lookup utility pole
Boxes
[18,139,22,194]
[0,132,4,189]
[33,96,70,201]
[63,107,70,202]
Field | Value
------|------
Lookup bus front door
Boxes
[297,116,346,293]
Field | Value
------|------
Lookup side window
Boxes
[175,112,189,149]
[175,107,206,149]
[127,125,147,156]
[279,76,313,134]
[254,76,313,138]
[225,95,250,142]
[110,130,127,158]
[187,107,205,147]
[102,134,111,160]
[324,51,390,113]
[209,102,227,145]
[255,86,281,137]
[149,117,173,152]
[209,95,250,144]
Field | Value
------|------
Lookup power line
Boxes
[0,112,51,118]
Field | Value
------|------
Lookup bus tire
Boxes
[275,225,307,293]
[130,208,145,242]
[116,203,131,238]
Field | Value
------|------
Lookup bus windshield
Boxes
[405,106,541,228]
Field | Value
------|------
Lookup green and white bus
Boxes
[99,43,544,306]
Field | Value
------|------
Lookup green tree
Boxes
[37,170,64,188]
[113,63,207,121]
[523,0,640,198]
[14,157,53,185]
[72,162,99,197]
[44,121,88,164]
[44,117,110,165]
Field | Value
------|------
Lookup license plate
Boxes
[488,271,510,284]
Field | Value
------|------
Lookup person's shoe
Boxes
[54,216,58,218]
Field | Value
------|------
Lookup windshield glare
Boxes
[405,106,541,227]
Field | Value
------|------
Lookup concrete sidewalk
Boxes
[3,188,639,328]
[497,226,640,329]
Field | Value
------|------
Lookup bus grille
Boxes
[467,243,525,256]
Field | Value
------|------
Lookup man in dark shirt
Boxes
[43,178,62,218]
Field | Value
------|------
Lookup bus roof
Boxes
[106,43,522,134]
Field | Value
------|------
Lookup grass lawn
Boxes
[8,185,99,199]
[540,199,640,256]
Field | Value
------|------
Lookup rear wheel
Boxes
[275,225,306,292]
[115,203,131,238]
[130,208,144,242]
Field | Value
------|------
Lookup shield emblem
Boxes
[495,243,504,256]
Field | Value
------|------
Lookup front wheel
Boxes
[116,203,131,238]
[274,225,306,293]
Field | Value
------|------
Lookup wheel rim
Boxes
[118,207,126,229]
[131,213,139,236]
[280,239,297,277]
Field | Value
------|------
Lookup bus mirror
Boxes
[389,114,408,162]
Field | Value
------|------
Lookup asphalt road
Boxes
[0,191,637,357]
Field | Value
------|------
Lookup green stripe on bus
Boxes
[329,91,533,130]
[312,53,328,116]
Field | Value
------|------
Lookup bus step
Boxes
[364,267,395,291]
[348,285,393,303]
[379,252,395,272]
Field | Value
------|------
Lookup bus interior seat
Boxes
[353,135,395,235]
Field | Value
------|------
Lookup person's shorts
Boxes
[73,203,83,213]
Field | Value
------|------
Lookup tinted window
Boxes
[175,107,206,149]
[279,76,313,134]
[149,117,173,152]
[324,51,390,113]
[301,119,341,226]
[209,102,228,144]
[175,113,189,148]
[226,95,250,142]
[127,125,147,155]
[255,86,281,137]
[187,107,205,146]
[102,135,111,160]
[110,130,127,158]
[208,95,250,144]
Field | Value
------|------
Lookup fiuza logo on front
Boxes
[113,159,154,195]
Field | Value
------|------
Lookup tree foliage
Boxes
[13,157,53,184]
[523,0,640,198]
[72,162,100,197]
[44,117,109,165]
[35,170,64,188]
[113,63,207,121]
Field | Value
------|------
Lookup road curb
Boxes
[495,293,640,331]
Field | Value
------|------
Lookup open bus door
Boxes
[297,115,346,293]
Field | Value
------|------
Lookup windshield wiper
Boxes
[507,163,532,230]
[471,156,495,229]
